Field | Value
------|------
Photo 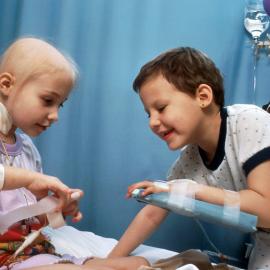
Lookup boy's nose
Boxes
[149,115,160,130]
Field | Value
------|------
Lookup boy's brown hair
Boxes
[133,47,224,108]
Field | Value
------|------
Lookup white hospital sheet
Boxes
[43,225,177,264]
[43,225,243,269]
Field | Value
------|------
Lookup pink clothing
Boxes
[0,133,89,268]
[0,254,88,269]
[0,134,39,215]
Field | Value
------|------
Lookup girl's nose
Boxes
[48,109,59,122]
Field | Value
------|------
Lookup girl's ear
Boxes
[0,72,15,96]
[195,84,213,109]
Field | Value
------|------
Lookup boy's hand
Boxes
[126,180,169,198]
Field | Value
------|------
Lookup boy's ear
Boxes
[195,84,213,109]
[0,72,15,96]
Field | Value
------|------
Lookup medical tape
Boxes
[0,196,65,234]
[47,192,81,228]
[167,179,198,214]
[223,190,240,224]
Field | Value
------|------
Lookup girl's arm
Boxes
[108,205,168,257]
[2,165,69,195]
[1,165,82,212]
[2,165,84,221]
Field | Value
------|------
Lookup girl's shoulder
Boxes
[17,133,41,161]
[18,133,35,146]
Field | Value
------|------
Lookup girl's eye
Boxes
[59,98,67,108]
[43,98,53,105]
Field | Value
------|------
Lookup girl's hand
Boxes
[30,178,84,221]
[126,180,169,198]
[25,172,84,218]
[4,166,72,209]
[62,189,84,222]
[26,175,70,199]
[3,166,84,220]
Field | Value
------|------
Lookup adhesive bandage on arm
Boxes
[132,180,257,232]
[223,189,240,224]
[167,179,200,215]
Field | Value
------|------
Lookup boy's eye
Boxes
[157,105,166,112]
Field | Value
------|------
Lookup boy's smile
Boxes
[139,74,205,150]
[162,129,174,141]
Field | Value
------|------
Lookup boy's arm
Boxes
[240,159,270,228]
[108,205,168,257]
[195,160,270,228]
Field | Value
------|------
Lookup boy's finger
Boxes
[128,181,151,191]
[142,187,154,196]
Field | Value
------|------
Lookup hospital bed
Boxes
[42,185,257,270]
[43,225,244,270]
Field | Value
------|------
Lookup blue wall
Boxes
[0,0,269,263]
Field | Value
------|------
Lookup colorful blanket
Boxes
[0,222,56,266]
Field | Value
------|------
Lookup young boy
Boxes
[108,47,270,269]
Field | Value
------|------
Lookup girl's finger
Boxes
[72,211,83,222]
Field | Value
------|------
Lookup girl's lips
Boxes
[36,124,48,131]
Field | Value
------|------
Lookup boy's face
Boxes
[5,71,72,137]
[139,74,204,150]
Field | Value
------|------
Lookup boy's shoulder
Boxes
[226,104,269,122]
[226,104,263,115]
[179,145,200,161]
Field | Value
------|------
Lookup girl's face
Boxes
[139,74,204,150]
[5,71,72,137]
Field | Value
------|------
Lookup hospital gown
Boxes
[167,104,270,270]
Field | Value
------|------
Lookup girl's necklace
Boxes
[0,137,13,166]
